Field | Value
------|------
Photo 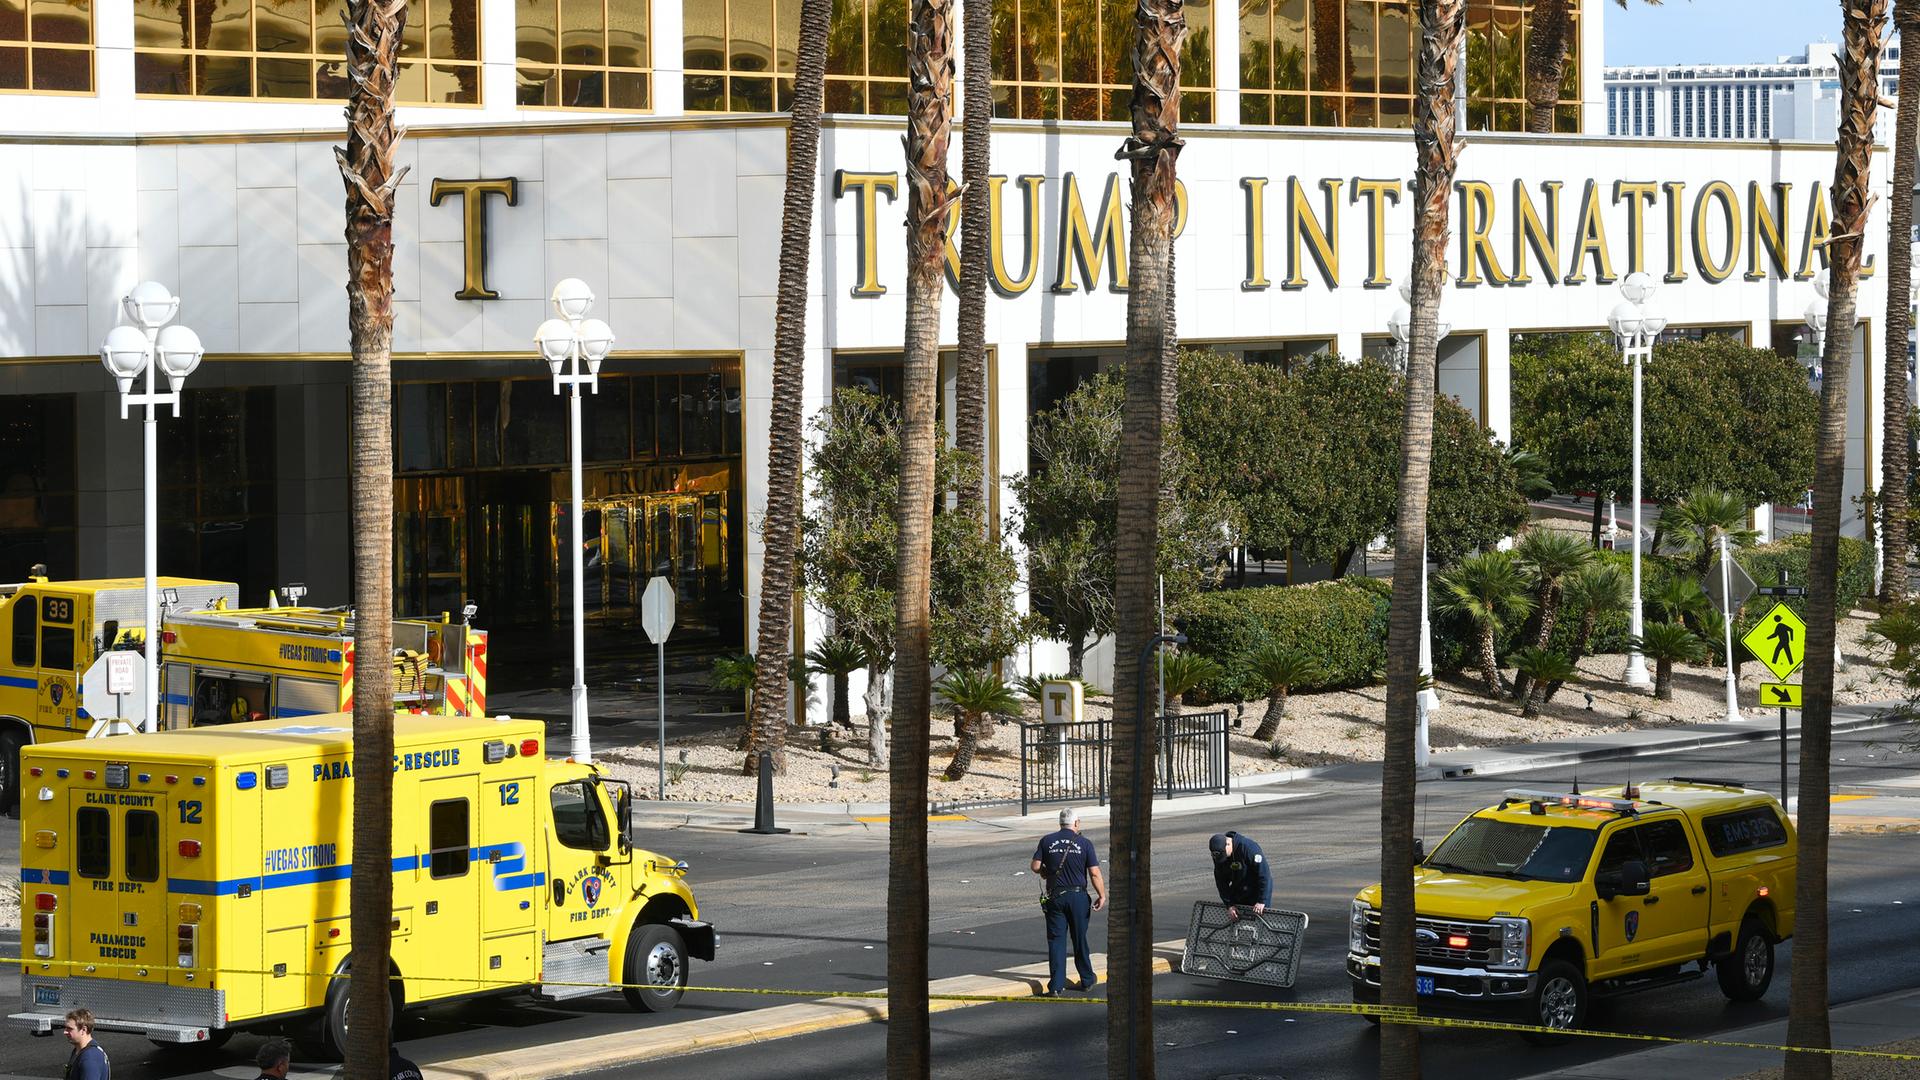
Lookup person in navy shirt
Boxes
[61,1009,109,1080]
[1031,806,1106,995]
[1209,831,1271,920]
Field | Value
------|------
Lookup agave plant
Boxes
[1157,650,1226,716]
[1633,621,1707,701]
[1509,647,1578,718]
[1512,530,1594,700]
[935,670,1023,782]
[1867,604,1920,670]
[1240,642,1319,742]
[806,636,868,730]
[1435,550,1537,698]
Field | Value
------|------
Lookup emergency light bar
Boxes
[1498,789,1639,816]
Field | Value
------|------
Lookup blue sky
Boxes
[1603,0,1851,68]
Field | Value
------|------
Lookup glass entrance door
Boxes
[557,492,728,633]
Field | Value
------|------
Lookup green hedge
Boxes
[1176,578,1389,701]
[1186,534,1873,694]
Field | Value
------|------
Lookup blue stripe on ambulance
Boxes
[0,675,36,690]
[167,846,546,896]
[162,693,191,705]
[20,869,70,886]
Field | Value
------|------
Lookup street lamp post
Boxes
[1608,272,1667,690]
[1388,302,1447,769]
[100,281,203,733]
[534,279,616,764]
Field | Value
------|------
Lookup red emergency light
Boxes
[178,840,201,858]
[521,740,539,757]
[34,893,56,912]
[1447,934,1470,949]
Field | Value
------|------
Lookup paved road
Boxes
[0,725,1914,1079]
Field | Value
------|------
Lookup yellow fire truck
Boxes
[10,714,714,1059]
[0,574,489,812]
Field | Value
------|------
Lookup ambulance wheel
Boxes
[622,923,688,1013]
[1716,918,1775,1002]
[0,728,23,814]
[308,968,398,1061]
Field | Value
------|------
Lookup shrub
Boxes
[1175,578,1389,701]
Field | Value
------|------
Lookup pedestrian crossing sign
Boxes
[1742,603,1807,681]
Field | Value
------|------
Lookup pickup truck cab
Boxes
[1348,779,1796,1037]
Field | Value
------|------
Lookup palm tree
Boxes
[1378,5,1467,1076]
[889,0,955,1075]
[1505,446,1556,502]
[337,0,406,1065]
[1157,651,1223,717]
[1242,644,1319,742]
[1510,529,1592,700]
[1664,487,1760,578]
[1793,10,1889,1073]
[1510,647,1578,718]
[1524,1,1658,134]
[807,637,867,729]
[1434,550,1535,698]
[1866,603,1920,669]
[1544,561,1629,702]
[936,670,1020,781]
[1109,1,1187,1075]
[1646,574,1711,630]
[1634,621,1706,701]
[1882,0,1920,604]
[953,0,992,514]
[744,0,834,778]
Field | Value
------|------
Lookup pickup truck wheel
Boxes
[1521,960,1587,1044]
[1716,918,1774,1002]
[622,923,688,1013]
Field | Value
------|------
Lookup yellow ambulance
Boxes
[10,713,714,1059]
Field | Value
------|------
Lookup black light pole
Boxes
[1127,631,1185,1080]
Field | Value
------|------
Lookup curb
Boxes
[420,940,1186,1080]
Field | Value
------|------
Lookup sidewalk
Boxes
[632,703,1912,832]
[1517,988,1920,1080]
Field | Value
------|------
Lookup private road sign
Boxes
[1742,602,1807,681]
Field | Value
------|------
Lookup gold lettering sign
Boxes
[1692,180,1741,283]
[990,175,1044,295]
[429,178,519,301]
[1242,178,1271,290]
[1663,181,1689,282]
[1285,177,1341,289]
[1456,180,1510,286]
[1799,183,1830,280]
[1747,181,1792,281]
[1510,180,1560,286]
[1352,178,1402,288]
[835,171,901,297]
[1053,173,1128,293]
[1565,180,1616,285]
[1613,181,1659,274]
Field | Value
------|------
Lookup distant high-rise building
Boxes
[1604,39,1902,143]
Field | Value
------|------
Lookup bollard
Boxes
[739,751,791,835]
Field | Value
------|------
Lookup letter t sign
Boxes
[430,177,520,300]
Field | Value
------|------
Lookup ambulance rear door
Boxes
[478,765,538,984]
[69,777,173,986]
[416,774,482,997]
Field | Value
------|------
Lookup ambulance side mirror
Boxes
[617,787,633,853]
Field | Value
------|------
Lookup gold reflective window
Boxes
[1,0,92,93]
[991,0,1214,123]
[134,0,479,102]
[685,0,914,114]
[1238,0,1578,131]
[518,0,650,108]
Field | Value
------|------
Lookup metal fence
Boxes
[1017,710,1231,815]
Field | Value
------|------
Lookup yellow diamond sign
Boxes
[1742,603,1807,681]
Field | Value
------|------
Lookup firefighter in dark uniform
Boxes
[1209,831,1272,920]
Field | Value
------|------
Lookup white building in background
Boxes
[1605,40,1903,143]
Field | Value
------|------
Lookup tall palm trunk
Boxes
[1109,4,1185,1078]
[954,0,992,515]
[744,0,832,776]
[888,2,954,1077]
[942,708,983,780]
[1881,0,1920,603]
[336,0,406,1073]
[1381,5,1465,1078]
[1788,4,1886,1078]
[1522,0,1570,134]
[1476,625,1500,697]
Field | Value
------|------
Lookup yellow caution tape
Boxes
[12,957,1915,1062]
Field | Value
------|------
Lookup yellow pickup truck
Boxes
[1348,779,1796,1038]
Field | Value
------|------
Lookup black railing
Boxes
[1017,710,1232,815]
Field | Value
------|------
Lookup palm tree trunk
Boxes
[1881,0,1920,603]
[1109,3,1186,1077]
[864,663,889,765]
[1512,583,1558,700]
[743,0,832,778]
[888,3,954,1076]
[1589,494,1605,548]
[1655,658,1672,700]
[1522,0,1571,134]
[942,709,982,780]
[1252,690,1286,742]
[1789,5,1886,1078]
[1543,610,1595,703]
[1477,625,1500,697]
[833,671,852,728]
[954,0,992,515]
[1383,7,1465,1076]
[337,0,406,1071]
